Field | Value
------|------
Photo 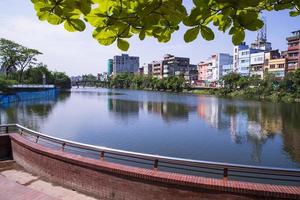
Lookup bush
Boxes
[0,76,17,92]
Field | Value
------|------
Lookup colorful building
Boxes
[264,50,287,79]
[198,53,233,86]
[286,30,300,72]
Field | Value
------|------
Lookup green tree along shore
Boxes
[107,70,300,103]
[108,73,187,92]
[0,38,71,92]
[195,69,300,102]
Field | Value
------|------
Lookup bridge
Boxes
[72,80,109,88]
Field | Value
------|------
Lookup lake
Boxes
[1,88,300,169]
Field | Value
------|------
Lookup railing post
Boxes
[5,126,9,133]
[35,135,40,143]
[154,159,159,171]
[62,143,66,151]
[223,168,228,180]
[100,151,105,161]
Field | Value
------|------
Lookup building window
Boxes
[278,64,285,68]
[270,64,275,69]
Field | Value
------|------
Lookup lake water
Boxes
[1,88,300,169]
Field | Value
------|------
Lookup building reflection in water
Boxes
[108,98,190,123]
[196,96,291,163]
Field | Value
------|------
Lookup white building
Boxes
[142,63,152,75]
[113,54,139,75]
[233,42,249,72]
[250,52,265,79]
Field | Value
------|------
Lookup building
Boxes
[233,42,249,72]
[141,63,152,75]
[152,61,163,78]
[264,50,287,79]
[222,64,233,77]
[286,30,300,72]
[138,66,144,75]
[162,54,190,78]
[198,53,233,86]
[250,52,265,79]
[151,54,190,80]
[112,54,139,75]
[197,61,210,86]
[187,64,198,84]
[237,48,263,76]
[107,59,113,76]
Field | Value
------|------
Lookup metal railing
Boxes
[1,124,300,186]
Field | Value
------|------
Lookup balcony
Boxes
[288,45,300,51]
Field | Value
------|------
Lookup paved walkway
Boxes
[0,161,97,200]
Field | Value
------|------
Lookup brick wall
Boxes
[9,134,300,200]
[0,135,12,160]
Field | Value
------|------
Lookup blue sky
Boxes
[0,0,299,76]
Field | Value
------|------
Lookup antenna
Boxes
[257,16,267,42]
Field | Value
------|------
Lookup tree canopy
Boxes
[31,0,300,51]
[0,38,42,82]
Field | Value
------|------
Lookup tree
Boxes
[30,0,300,51]
[16,47,42,83]
[23,63,54,84]
[222,72,240,91]
[0,38,42,81]
[0,38,20,75]
[52,71,71,89]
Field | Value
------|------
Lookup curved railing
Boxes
[1,124,300,186]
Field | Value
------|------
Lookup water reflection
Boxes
[108,98,190,122]
[107,93,300,166]
[0,91,70,130]
[0,88,299,168]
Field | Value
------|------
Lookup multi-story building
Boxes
[222,64,233,76]
[233,42,249,72]
[142,63,152,75]
[151,54,190,79]
[112,54,139,75]
[250,52,265,79]
[197,61,209,86]
[237,48,263,76]
[198,53,233,86]
[187,64,198,84]
[264,50,287,79]
[162,54,190,78]
[107,59,113,76]
[286,30,300,72]
[152,61,163,78]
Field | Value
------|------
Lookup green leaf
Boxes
[117,38,130,51]
[184,27,199,42]
[139,31,146,40]
[290,10,300,17]
[200,26,214,41]
[64,19,86,32]
[232,29,245,45]
[47,14,64,25]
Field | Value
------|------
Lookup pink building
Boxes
[197,61,208,85]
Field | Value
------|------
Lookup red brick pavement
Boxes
[0,175,57,200]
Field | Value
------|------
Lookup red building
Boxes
[286,30,300,72]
